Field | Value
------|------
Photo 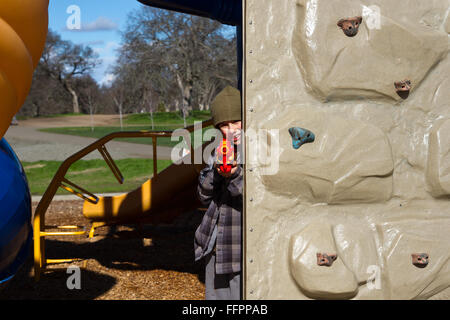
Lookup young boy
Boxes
[194,86,243,300]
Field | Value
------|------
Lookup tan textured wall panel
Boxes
[244,0,450,300]
[426,118,450,197]
[260,108,394,204]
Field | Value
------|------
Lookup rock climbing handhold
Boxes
[412,253,429,268]
[337,16,363,37]
[289,127,315,150]
[317,253,337,267]
[394,80,411,99]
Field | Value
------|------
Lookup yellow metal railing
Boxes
[33,119,213,281]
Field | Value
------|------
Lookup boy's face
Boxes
[218,121,242,145]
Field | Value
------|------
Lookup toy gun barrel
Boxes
[216,139,235,173]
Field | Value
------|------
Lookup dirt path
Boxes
[17,114,123,128]
[4,115,174,161]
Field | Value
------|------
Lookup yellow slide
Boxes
[83,155,207,225]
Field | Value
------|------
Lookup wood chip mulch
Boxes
[0,201,206,300]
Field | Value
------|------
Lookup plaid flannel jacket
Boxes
[194,157,243,275]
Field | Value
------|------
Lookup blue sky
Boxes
[49,0,144,85]
[48,0,236,86]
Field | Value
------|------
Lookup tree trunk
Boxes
[146,95,155,130]
[64,81,80,114]
[119,105,123,131]
[89,106,94,132]
[150,110,154,130]
[33,102,40,117]
[176,72,192,124]
[113,97,123,131]
[87,94,95,132]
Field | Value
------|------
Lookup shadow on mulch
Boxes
[0,210,206,300]
[0,251,117,300]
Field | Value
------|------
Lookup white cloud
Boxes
[66,16,118,32]
[93,41,120,55]
[85,40,105,46]
[106,41,120,50]
[100,73,116,87]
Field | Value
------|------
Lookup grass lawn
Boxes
[23,158,173,195]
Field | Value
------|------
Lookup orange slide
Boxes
[0,0,49,140]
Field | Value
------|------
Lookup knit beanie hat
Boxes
[210,86,242,128]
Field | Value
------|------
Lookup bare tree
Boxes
[40,29,101,114]
[114,7,237,119]
[76,75,101,131]
[21,62,72,117]
[110,80,126,131]
[142,86,158,129]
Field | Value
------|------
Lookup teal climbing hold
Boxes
[289,127,315,149]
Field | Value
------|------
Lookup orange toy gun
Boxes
[216,139,235,174]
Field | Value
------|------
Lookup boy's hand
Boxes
[215,161,238,178]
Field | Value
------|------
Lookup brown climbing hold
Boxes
[394,79,411,99]
[337,16,362,37]
[412,253,429,268]
[317,253,337,267]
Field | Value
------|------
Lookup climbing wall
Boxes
[243,0,450,299]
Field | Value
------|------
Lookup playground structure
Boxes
[1,0,449,299]
[0,138,32,285]
[32,122,213,281]
[0,0,49,285]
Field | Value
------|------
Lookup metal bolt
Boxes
[250,259,254,263]
[249,79,253,83]
[249,197,254,202]
[250,290,254,294]
[249,50,253,54]
[250,227,254,232]
[249,20,253,25]
[249,107,254,112]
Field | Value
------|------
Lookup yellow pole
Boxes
[33,213,41,281]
